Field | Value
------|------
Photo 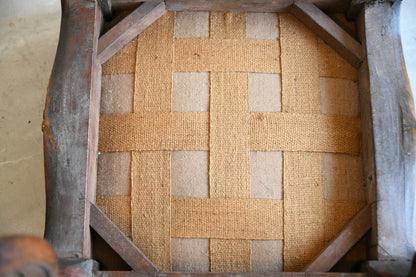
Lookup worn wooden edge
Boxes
[98,1,165,64]
[362,260,412,277]
[291,2,362,68]
[0,236,59,276]
[304,205,372,272]
[163,0,349,13]
[90,203,159,273]
[43,0,101,258]
[59,258,99,277]
[98,0,113,19]
[97,272,368,277]
[357,1,416,260]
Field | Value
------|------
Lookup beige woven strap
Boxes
[279,14,326,271]
[208,17,252,272]
[130,12,174,272]
[318,39,358,81]
[250,113,360,154]
[171,197,283,240]
[96,196,131,237]
[131,151,171,271]
[173,39,280,73]
[324,201,366,242]
[210,12,246,39]
[134,12,174,112]
[280,14,320,114]
[99,112,209,152]
[102,39,137,74]
[283,152,324,271]
[210,72,250,198]
[210,239,251,272]
[99,112,360,154]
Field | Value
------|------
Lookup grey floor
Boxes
[0,0,415,237]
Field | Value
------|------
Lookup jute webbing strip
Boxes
[208,18,251,272]
[210,72,250,199]
[99,112,209,152]
[210,239,251,272]
[318,39,358,81]
[250,113,361,154]
[171,197,283,240]
[131,151,171,271]
[173,39,280,73]
[283,152,325,271]
[102,39,137,74]
[210,12,246,39]
[96,196,131,237]
[279,14,320,114]
[324,201,366,242]
[99,112,360,154]
[134,12,174,112]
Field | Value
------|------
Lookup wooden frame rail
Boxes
[43,0,416,276]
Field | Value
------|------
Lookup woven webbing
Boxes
[207,14,252,272]
[318,39,358,81]
[210,72,250,198]
[96,196,131,237]
[97,11,365,273]
[280,14,324,271]
[134,12,174,113]
[173,39,280,73]
[280,14,320,114]
[99,112,360,154]
[210,12,246,39]
[130,12,175,272]
[102,39,137,75]
[210,239,251,272]
[283,152,324,271]
[131,151,171,271]
[171,197,283,239]
[250,113,360,154]
[324,201,365,242]
[99,112,209,152]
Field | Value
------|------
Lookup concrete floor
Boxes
[0,0,415,238]
[0,0,60,237]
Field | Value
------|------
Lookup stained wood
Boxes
[346,0,363,20]
[98,0,113,19]
[111,0,162,13]
[43,0,101,258]
[59,258,98,277]
[165,0,348,13]
[90,204,158,273]
[291,3,362,68]
[358,2,416,260]
[364,260,412,277]
[304,205,372,272]
[98,2,165,64]
[97,273,367,277]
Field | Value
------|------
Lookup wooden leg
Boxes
[43,0,102,258]
[357,1,416,260]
